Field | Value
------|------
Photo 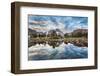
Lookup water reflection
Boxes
[28,42,88,60]
[29,41,63,48]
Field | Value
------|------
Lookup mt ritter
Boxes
[28,28,88,38]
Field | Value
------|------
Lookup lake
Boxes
[28,42,88,60]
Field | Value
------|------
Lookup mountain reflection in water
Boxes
[28,42,88,60]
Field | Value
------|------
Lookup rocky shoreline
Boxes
[29,38,88,47]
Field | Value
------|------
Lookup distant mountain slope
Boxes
[28,28,88,38]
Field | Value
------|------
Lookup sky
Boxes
[28,15,88,33]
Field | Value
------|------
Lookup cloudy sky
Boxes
[28,15,88,33]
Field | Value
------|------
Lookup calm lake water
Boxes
[28,42,88,60]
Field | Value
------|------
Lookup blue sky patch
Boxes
[28,15,88,33]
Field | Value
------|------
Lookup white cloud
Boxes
[29,16,88,33]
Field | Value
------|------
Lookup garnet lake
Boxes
[28,42,88,60]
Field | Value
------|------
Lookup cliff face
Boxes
[71,29,88,37]
[48,29,64,37]
[72,29,88,34]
